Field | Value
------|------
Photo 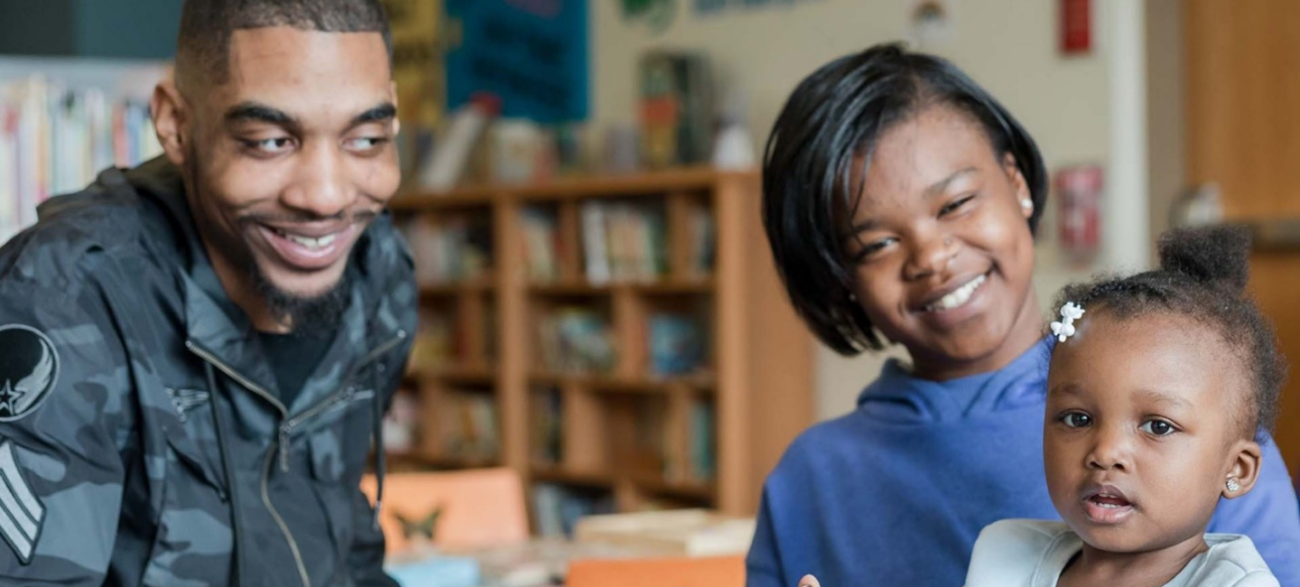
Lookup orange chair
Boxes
[359,467,529,553]
[564,555,746,587]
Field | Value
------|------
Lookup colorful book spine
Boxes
[0,76,161,244]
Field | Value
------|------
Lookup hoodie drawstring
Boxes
[206,362,244,587]
[371,382,386,530]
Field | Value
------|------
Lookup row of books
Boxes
[530,389,716,483]
[580,201,669,283]
[402,214,494,285]
[535,306,617,374]
[534,306,710,377]
[0,76,162,243]
[435,391,500,461]
[409,305,498,372]
[532,483,616,538]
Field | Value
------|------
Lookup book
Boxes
[519,206,560,282]
[579,200,668,284]
[689,402,716,481]
[531,483,616,538]
[536,306,615,374]
[573,509,755,557]
[530,386,563,466]
[647,313,706,376]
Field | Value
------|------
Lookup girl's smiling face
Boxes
[843,104,1039,379]
[1045,311,1263,559]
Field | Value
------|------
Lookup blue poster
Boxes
[445,0,589,123]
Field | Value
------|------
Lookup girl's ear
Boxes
[1222,439,1263,499]
[1002,153,1032,220]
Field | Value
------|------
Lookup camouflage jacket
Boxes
[0,157,418,586]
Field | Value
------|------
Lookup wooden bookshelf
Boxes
[389,168,814,517]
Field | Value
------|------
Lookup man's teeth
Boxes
[276,229,338,250]
[926,274,986,311]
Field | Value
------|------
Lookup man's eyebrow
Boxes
[224,102,298,128]
[350,103,397,126]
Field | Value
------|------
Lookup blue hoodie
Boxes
[746,338,1300,587]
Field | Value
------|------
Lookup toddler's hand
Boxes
[798,575,821,587]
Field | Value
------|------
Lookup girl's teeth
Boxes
[927,274,986,312]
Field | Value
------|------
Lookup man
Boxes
[0,0,416,584]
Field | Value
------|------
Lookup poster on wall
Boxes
[379,0,443,174]
[445,0,589,123]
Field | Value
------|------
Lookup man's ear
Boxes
[1222,438,1263,499]
[151,80,190,166]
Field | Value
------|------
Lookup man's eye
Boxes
[1061,412,1091,428]
[345,137,388,151]
[244,138,294,154]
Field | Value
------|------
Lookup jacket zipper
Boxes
[185,330,406,587]
[187,341,307,587]
[262,439,312,587]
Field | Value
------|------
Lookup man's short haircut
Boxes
[175,0,393,91]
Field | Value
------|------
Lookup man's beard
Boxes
[251,261,352,339]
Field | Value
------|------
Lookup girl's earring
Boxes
[1226,478,1241,492]
[1020,198,1034,212]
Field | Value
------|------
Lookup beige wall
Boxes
[592,0,1118,420]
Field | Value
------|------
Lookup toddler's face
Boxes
[842,104,1037,378]
[1044,311,1254,554]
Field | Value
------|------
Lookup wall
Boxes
[592,0,1127,420]
[0,0,181,59]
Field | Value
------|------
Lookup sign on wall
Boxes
[445,0,589,122]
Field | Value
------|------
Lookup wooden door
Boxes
[1186,0,1300,475]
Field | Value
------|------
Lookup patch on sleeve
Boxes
[0,325,60,422]
[0,440,44,564]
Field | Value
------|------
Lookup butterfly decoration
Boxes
[395,505,444,543]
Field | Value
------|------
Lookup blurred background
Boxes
[0,0,1295,580]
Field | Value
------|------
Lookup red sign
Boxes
[1056,165,1103,267]
[1061,0,1091,54]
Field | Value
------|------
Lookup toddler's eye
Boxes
[1061,412,1091,428]
[1140,419,1177,437]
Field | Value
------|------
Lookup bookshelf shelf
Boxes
[531,466,617,488]
[387,451,501,471]
[631,476,716,501]
[391,168,814,521]
[419,278,498,297]
[529,372,715,394]
[528,279,714,296]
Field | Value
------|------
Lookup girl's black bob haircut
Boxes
[762,43,1048,355]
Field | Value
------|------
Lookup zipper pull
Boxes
[279,425,291,473]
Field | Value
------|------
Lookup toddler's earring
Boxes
[1226,478,1241,492]
[1020,198,1033,212]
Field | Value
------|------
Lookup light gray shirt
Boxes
[965,520,1278,587]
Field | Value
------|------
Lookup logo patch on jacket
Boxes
[0,325,60,422]
[0,440,44,564]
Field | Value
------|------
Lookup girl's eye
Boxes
[1140,419,1177,437]
[939,194,976,217]
[1061,412,1092,428]
[853,238,897,263]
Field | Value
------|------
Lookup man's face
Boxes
[183,27,400,303]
